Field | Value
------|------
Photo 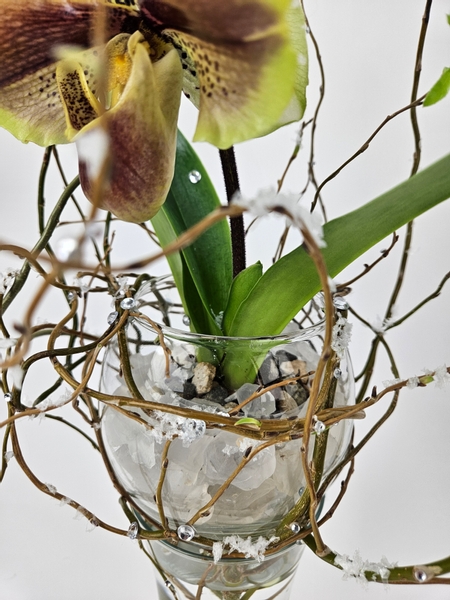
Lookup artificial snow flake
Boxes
[4,450,14,463]
[74,507,87,520]
[327,276,337,293]
[334,550,396,586]
[221,535,279,563]
[212,541,224,563]
[382,378,402,388]
[233,188,325,248]
[38,387,73,411]
[331,317,353,358]
[86,517,99,532]
[433,364,450,388]
[371,315,394,333]
[406,376,420,389]
[0,337,17,350]
[59,496,73,507]
[115,275,129,298]
[45,483,57,495]
[73,276,91,294]
[9,364,24,390]
[0,268,18,294]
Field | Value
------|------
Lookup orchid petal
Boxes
[141,0,304,148]
[74,31,183,223]
[0,0,138,145]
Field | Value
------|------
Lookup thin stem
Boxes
[2,176,80,313]
[219,147,246,277]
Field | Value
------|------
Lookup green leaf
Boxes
[229,153,450,337]
[223,261,263,335]
[151,131,232,335]
[423,67,450,106]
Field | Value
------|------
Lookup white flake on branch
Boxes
[233,188,325,248]
[331,316,353,358]
[334,550,396,585]
[212,535,279,564]
[0,268,18,294]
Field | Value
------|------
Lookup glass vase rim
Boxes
[135,316,325,344]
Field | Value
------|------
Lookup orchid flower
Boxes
[0,0,308,223]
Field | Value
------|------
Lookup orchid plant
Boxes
[1,0,450,593]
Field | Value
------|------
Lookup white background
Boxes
[1,1,450,598]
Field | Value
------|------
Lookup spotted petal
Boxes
[141,0,305,148]
[0,0,138,145]
[72,31,183,223]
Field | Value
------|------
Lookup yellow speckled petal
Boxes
[141,0,301,148]
[56,54,102,139]
[0,0,139,145]
[76,32,183,223]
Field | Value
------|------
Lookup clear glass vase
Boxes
[100,312,354,599]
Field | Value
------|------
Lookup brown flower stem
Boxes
[219,146,246,277]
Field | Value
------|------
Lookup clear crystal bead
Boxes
[414,568,428,583]
[188,170,202,184]
[127,522,139,540]
[177,524,195,541]
[107,311,118,325]
[164,580,176,593]
[67,291,75,303]
[289,522,301,534]
[182,314,191,326]
[334,368,342,379]
[120,297,136,310]
[314,420,326,434]
[333,297,349,311]
[4,393,11,402]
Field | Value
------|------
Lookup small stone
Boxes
[182,381,197,399]
[289,522,301,534]
[182,314,191,326]
[192,362,216,395]
[258,354,280,385]
[107,311,118,325]
[285,383,309,407]
[4,393,11,402]
[177,524,195,541]
[203,383,230,405]
[333,297,349,311]
[188,170,202,184]
[275,391,298,413]
[334,368,342,379]
[120,297,136,310]
[313,419,326,434]
[127,522,139,540]
[279,358,308,379]
[223,400,239,411]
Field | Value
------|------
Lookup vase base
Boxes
[150,539,303,600]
